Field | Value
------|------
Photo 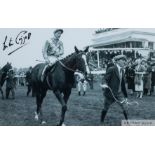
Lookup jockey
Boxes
[74,70,88,96]
[41,29,64,81]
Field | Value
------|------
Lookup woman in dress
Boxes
[134,59,147,98]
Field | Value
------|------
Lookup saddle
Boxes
[39,63,56,82]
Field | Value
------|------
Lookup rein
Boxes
[58,60,76,72]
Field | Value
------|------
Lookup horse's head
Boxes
[74,46,90,75]
[1,62,12,73]
[0,62,12,86]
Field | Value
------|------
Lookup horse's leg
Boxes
[6,87,10,99]
[101,98,111,124]
[39,90,47,124]
[35,90,47,124]
[0,87,4,99]
[32,85,36,97]
[63,89,71,103]
[35,92,42,121]
[62,89,71,125]
[54,90,67,126]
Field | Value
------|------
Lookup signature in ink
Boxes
[3,30,31,55]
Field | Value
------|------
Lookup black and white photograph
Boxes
[1,1,155,155]
[1,28,155,126]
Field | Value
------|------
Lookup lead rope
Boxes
[100,84,139,106]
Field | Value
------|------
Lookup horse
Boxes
[31,46,90,125]
[0,62,12,99]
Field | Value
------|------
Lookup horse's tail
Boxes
[31,63,45,96]
[32,83,36,97]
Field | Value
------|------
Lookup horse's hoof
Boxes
[34,112,39,121]
[41,121,47,125]
[57,123,66,126]
[35,116,39,121]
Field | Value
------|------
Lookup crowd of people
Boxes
[105,56,155,99]
[125,57,155,98]
[5,69,17,99]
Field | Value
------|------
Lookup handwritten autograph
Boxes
[3,30,31,55]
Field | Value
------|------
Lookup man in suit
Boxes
[100,55,128,123]
[5,69,16,99]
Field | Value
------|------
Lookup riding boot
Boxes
[83,91,86,96]
[41,64,52,82]
[78,92,81,96]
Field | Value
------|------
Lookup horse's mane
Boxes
[1,63,12,73]
[61,52,76,63]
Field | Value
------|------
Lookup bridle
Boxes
[56,52,88,74]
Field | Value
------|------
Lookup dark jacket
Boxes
[6,73,16,89]
[102,65,127,99]
[26,71,32,85]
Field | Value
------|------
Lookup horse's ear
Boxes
[74,46,79,53]
[84,46,89,53]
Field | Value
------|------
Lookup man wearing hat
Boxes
[5,69,16,99]
[42,28,64,64]
[41,29,64,81]
[100,55,128,123]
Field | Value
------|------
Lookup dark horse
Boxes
[31,46,90,125]
[0,62,12,99]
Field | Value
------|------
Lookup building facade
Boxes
[89,28,155,70]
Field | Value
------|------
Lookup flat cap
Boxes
[54,28,63,34]
[114,55,127,61]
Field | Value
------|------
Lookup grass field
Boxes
[0,82,155,126]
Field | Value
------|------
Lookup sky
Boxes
[1,28,155,68]
[0,28,96,68]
